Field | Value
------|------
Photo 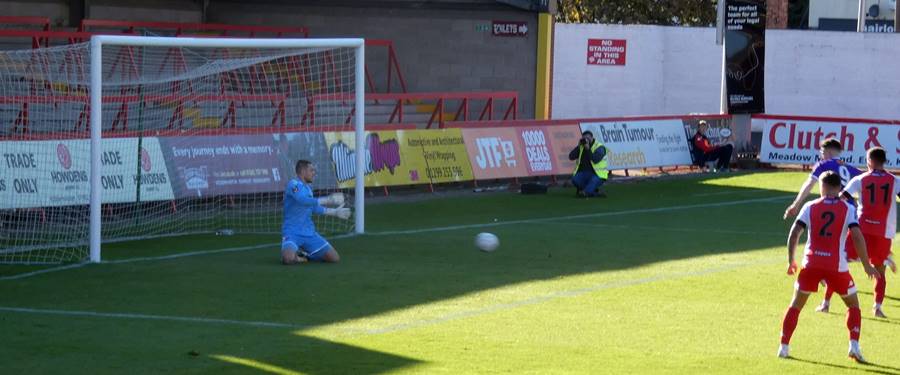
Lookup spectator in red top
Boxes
[692,120,734,172]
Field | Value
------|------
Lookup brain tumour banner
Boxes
[580,119,692,169]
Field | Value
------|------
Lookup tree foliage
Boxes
[556,0,718,27]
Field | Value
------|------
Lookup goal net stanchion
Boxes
[0,36,364,264]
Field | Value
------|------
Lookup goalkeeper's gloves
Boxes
[318,192,345,207]
[324,205,352,220]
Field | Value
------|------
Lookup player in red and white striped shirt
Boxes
[778,171,880,362]
[841,147,900,318]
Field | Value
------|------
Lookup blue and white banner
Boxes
[580,119,693,169]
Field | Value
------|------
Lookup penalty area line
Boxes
[0,306,306,329]
[366,195,793,236]
[544,222,784,237]
[102,243,281,264]
[1,235,359,281]
[2,196,789,281]
[0,262,91,281]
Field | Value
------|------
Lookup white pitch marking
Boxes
[692,190,770,197]
[550,222,784,237]
[0,262,92,281]
[102,243,280,264]
[1,196,791,281]
[367,195,792,236]
[0,306,306,329]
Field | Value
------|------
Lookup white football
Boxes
[475,232,500,252]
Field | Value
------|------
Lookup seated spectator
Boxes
[692,120,733,172]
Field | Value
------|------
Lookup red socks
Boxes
[875,275,887,305]
[784,306,862,344]
[823,285,834,302]
[781,307,801,344]
[847,307,861,341]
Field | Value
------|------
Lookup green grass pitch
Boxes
[3,171,900,374]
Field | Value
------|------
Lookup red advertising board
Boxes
[461,125,581,179]
[587,39,627,66]
[758,115,900,168]
[492,20,528,37]
[542,125,580,175]
[462,127,529,179]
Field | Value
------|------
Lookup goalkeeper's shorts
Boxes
[281,233,331,260]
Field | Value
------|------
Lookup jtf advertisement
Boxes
[580,120,693,169]
[0,138,174,209]
[461,127,529,179]
[460,125,582,179]
[325,129,473,188]
[760,117,900,168]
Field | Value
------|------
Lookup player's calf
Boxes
[319,248,340,263]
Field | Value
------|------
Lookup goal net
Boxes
[0,36,365,264]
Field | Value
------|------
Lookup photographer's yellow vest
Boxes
[573,141,609,179]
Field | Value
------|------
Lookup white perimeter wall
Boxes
[765,29,900,119]
[552,23,723,119]
[553,24,900,121]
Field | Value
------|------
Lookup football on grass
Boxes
[475,232,499,252]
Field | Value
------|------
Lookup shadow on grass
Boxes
[789,357,900,375]
[859,290,900,304]
[0,171,809,374]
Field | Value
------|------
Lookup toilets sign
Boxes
[492,21,528,37]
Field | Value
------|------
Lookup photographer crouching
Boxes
[568,130,609,198]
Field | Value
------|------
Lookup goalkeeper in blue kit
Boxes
[281,160,350,264]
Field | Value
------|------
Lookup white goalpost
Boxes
[1,35,366,264]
